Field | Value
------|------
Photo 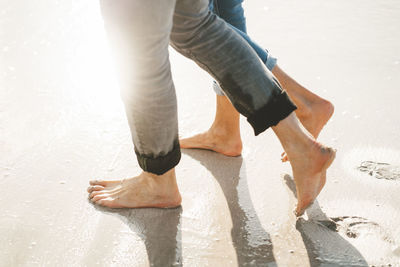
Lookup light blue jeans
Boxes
[209,0,277,95]
[99,0,296,175]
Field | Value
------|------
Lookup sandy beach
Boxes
[1,0,400,266]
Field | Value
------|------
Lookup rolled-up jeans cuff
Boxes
[247,90,297,136]
[213,80,225,95]
[134,140,181,175]
[265,50,277,71]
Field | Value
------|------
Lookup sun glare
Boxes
[72,2,123,114]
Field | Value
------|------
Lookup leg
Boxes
[180,94,242,156]
[170,0,334,214]
[272,114,336,216]
[88,0,181,208]
[273,65,334,140]
[181,65,334,158]
[180,0,257,156]
[273,65,334,162]
[181,0,333,158]
[218,0,334,133]
[171,0,296,134]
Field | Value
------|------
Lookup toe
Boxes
[89,180,104,186]
[89,180,112,186]
[90,190,106,199]
[96,197,122,208]
[87,185,104,193]
[295,204,307,217]
[89,179,122,187]
[294,208,304,217]
[280,151,289,162]
[89,186,122,198]
[92,194,109,202]
[296,199,314,217]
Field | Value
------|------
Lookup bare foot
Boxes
[180,94,242,157]
[180,128,242,157]
[87,169,182,208]
[287,141,336,216]
[281,99,334,162]
[298,99,334,140]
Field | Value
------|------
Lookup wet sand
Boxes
[1,0,400,266]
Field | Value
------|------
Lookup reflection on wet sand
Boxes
[183,149,277,266]
[283,175,368,266]
[92,204,183,266]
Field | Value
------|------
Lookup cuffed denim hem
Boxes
[247,90,297,136]
[213,80,225,96]
[265,50,277,72]
[213,50,278,96]
[134,140,181,175]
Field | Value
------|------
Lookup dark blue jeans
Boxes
[209,0,277,95]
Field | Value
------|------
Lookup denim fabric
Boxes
[209,0,246,31]
[210,0,277,95]
[100,0,296,175]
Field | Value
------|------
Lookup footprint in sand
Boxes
[297,215,400,266]
[357,161,400,181]
[329,216,387,239]
[326,216,399,264]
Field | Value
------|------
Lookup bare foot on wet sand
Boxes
[288,141,336,216]
[180,128,242,157]
[87,169,182,208]
[180,94,242,157]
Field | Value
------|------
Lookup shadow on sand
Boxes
[93,203,183,266]
[183,149,277,266]
[91,147,277,266]
[283,174,368,266]
[89,150,369,266]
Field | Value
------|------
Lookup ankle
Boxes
[274,115,315,152]
[143,169,176,184]
[285,137,313,155]
[209,123,240,139]
[139,169,182,206]
[294,100,312,120]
